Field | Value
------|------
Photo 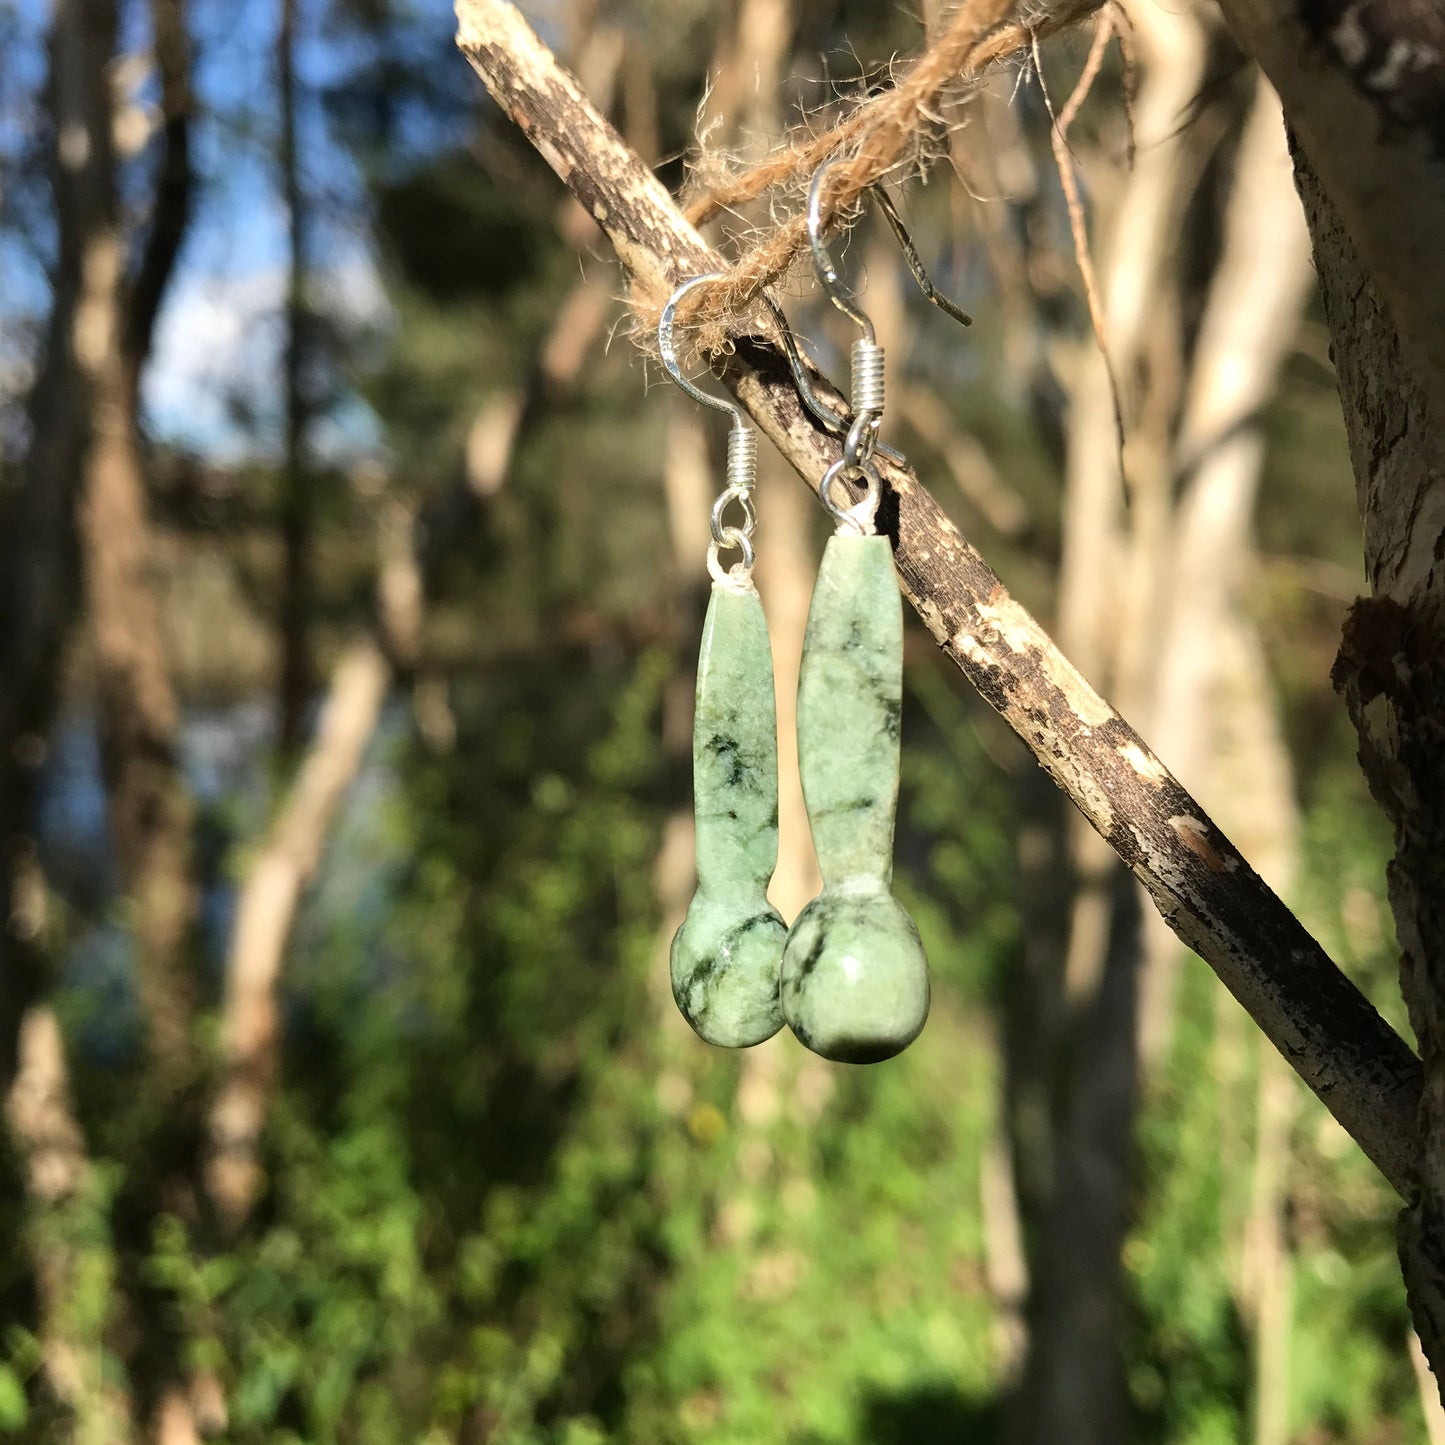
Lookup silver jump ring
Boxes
[707,527,756,587]
[844,410,880,471]
[820,456,881,536]
[710,487,758,545]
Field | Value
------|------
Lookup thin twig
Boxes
[1058,10,1114,133]
[1035,21,1126,452]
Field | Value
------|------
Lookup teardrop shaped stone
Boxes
[671,582,786,1047]
[781,534,929,1062]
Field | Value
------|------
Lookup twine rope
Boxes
[645,0,1106,355]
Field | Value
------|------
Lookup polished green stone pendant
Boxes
[781,533,929,1062]
[671,582,787,1047]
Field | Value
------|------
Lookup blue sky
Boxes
[154,0,385,457]
[0,0,475,461]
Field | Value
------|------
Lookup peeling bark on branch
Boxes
[455,0,1421,1198]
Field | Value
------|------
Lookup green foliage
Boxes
[0,1363,27,1432]
[151,655,674,1444]
[13,637,1418,1445]
[1124,758,1421,1445]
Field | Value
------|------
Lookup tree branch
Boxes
[454,0,1422,1198]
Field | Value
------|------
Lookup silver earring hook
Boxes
[807,159,887,533]
[803,160,973,535]
[658,274,760,589]
[807,159,875,343]
[760,289,909,469]
[870,184,972,329]
[658,274,748,432]
[808,160,972,331]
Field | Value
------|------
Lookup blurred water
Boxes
[35,696,404,1060]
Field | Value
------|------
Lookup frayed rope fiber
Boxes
[644,0,1105,352]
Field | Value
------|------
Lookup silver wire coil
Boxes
[700,422,758,587]
[725,424,757,492]
[845,338,885,472]
[850,339,885,418]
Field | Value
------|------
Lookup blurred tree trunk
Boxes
[278,0,313,756]
[206,633,390,1229]
[82,1,202,1435]
[1208,0,1445,1391]
[79,0,198,1090]
[4,861,134,1444]
[0,0,201,1104]
[0,0,102,1094]
[1152,77,1314,1444]
[1141,75,1314,1058]
[1213,617,1301,1445]
[1007,866,1140,1445]
[0,4,181,1433]
[1007,13,1207,1440]
[3,0,198,1435]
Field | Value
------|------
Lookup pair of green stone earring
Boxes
[670,523,929,1064]
[659,171,936,1062]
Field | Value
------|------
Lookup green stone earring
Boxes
[658,277,786,1048]
[779,160,931,1063]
